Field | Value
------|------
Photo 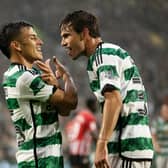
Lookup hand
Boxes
[154,142,161,153]
[94,139,110,168]
[53,56,70,81]
[35,59,59,87]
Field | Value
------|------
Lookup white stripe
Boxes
[93,91,104,102]
[17,73,53,101]
[16,144,62,163]
[94,54,123,75]
[4,87,19,98]
[87,71,97,80]
[122,57,134,70]
[102,43,120,50]
[121,84,145,101]
[122,102,147,116]
[24,123,60,141]
[122,149,153,159]
[100,78,121,91]
[108,150,153,159]
[11,109,24,121]
[109,125,152,142]
[101,53,123,66]
[5,66,19,76]
[121,125,152,139]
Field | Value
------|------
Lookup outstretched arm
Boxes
[35,57,78,116]
[94,90,122,168]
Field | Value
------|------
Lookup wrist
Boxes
[63,72,71,81]
[98,136,108,142]
[97,139,108,145]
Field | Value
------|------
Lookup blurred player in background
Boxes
[65,98,98,168]
[151,94,168,168]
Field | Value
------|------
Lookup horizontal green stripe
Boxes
[87,55,94,71]
[19,132,62,150]
[90,80,100,92]
[35,111,58,126]
[124,66,140,80]
[100,48,129,59]
[115,113,149,130]
[18,156,64,168]
[3,71,24,87]
[107,137,153,154]
[14,118,31,131]
[87,47,129,71]
[13,111,58,132]
[30,76,45,95]
[123,90,147,104]
[6,98,19,109]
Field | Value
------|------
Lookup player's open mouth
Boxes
[66,47,72,55]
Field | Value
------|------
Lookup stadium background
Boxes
[0,0,168,167]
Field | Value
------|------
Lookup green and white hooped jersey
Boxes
[151,117,168,155]
[2,63,63,168]
[87,43,153,160]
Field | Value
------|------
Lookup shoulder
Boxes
[3,64,31,87]
[16,66,41,88]
[101,42,129,59]
[102,42,120,49]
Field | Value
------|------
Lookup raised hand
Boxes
[35,59,59,87]
[53,56,70,81]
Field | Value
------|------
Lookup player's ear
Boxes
[80,27,89,41]
[10,41,22,52]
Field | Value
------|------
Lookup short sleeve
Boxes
[95,53,122,94]
[16,71,54,102]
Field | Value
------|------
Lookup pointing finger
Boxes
[45,59,51,68]
[53,56,62,67]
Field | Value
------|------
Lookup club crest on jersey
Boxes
[100,70,116,80]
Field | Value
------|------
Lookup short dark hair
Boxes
[86,97,97,113]
[0,21,33,59]
[60,10,100,38]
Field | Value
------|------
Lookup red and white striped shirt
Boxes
[65,109,97,155]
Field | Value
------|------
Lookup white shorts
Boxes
[109,156,152,168]
[92,155,152,168]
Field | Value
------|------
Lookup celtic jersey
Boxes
[2,63,63,168]
[87,42,153,159]
[151,117,168,155]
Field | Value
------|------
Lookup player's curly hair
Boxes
[0,21,33,59]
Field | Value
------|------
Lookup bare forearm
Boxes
[50,75,77,116]
[63,73,78,109]
[99,91,122,141]
[152,134,160,152]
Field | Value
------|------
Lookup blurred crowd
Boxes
[0,104,17,168]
